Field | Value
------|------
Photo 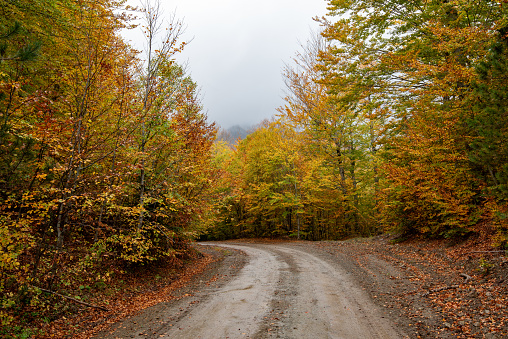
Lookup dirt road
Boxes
[95,242,404,339]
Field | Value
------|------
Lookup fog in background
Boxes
[123,0,328,129]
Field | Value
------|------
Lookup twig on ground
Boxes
[422,285,459,297]
[459,273,473,283]
[35,286,110,311]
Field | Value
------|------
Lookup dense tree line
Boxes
[206,0,508,244]
[1,0,216,334]
[3,0,508,336]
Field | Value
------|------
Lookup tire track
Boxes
[160,245,280,338]
[271,246,402,339]
[95,242,405,339]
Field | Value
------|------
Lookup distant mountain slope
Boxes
[216,125,251,144]
[227,125,249,140]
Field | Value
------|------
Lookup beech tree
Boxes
[0,1,218,333]
[210,0,508,242]
[279,32,380,237]
[318,0,505,238]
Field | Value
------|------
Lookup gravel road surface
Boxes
[95,242,405,339]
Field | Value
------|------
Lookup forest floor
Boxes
[41,236,507,339]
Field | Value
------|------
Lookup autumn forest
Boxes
[1,0,508,337]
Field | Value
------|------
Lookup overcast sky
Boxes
[124,0,329,129]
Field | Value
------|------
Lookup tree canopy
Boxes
[206,0,508,244]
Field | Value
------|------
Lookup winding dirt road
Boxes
[96,242,405,338]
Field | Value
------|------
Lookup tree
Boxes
[319,0,504,238]
[468,25,508,244]
[135,0,186,232]
[0,1,218,334]
[279,32,379,237]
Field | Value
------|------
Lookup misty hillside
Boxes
[217,125,251,143]
[228,125,249,140]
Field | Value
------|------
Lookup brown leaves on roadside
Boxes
[38,251,216,339]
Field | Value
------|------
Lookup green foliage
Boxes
[207,0,508,243]
[0,0,217,335]
[316,0,506,239]
[206,117,374,240]
[0,21,40,63]
[478,257,494,275]
[100,226,178,265]
[469,28,508,203]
